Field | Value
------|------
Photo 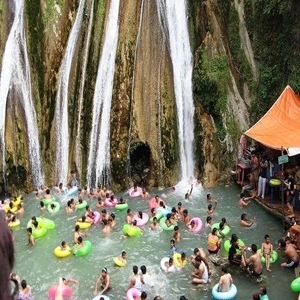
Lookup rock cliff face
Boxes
[0,0,299,193]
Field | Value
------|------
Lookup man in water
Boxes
[240,213,256,227]
[279,240,299,268]
[192,255,209,284]
[129,265,144,291]
[218,266,233,292]
[94,267,111,295]
[242,244,263,277]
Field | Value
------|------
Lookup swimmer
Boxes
[40,201,46,212]
[185,184,193,200]
[165,213,176,227]
[16,203,24,215]
[150,217,159,230]
[239,192,252,208]
[207,202,217,215]
[108,213,116,228]
[177,252,187,267]
[181,209,191,226]
[164,258,174,273]
[101,209,109,223]
[173,225,181,242]
[74,225,89,243]
[192,255,209,284]
[217,266,233,292]
[205,216,212,229]
[240,213,256,227]
[44,188,53,199]
[118,251,127,264]
[141,188,150,198]
[27,228,35,246]
[96,197,105,208]
[126,209,134,224]
[129,265,144,291]
[207,193,218,203]
[73,236,85,254]
[188,220,197,232]
[76,215,93,225]
[102,219,111,235]
[140,265,154,287]
[60,241,71,253]
[169,239,177,254]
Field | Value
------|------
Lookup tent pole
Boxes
[281,147,285,209]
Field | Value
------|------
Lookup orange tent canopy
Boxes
[245,86,300,155]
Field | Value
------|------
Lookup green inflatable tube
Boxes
[159,217,177,231]
[73,240,92,257]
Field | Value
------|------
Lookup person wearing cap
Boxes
[94,267,111,295]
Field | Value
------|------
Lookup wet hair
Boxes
[141,291,147,299]
[81,216,86,222]
[0,216,15,299]
[178,202,182,206]
[195,255,202,262]
[140,265,146,274]
[208,204,212,210]
[21,279,27,289]
[103,219,108,225]
[265,234,270,239]
[67,200,71,207]
[240,192,245,198]
[51,203,55,209]
[179,297,188,300]
[212,227,218,234]
[79,199,83,204]
[120,197,124,204]
[207,193,211,199]
[40,201,45,207]
[138,211,143,218]
[151,208,155,213]
[171,207,177,213]
[170,239,175,244]
[75,225,80,231]
[132,220,137,226]
[193,247,199,255]
[127,209,131,214]
[153,217,157,222]
[174,226,179,231]
[133,265,138,274]
[122,251,126,256]
[85,205,90,211]
[230,234,238,244]
[206,216,212,222]
[241,213,247,220]
[46,189,50,194]
[61,241,66,247]
[251,244,257,253]
[221,217,227,223]
[77,236,83,243]
[181,252,186,259]
[219,221,225,230]
[166,213,171,220]
[159,201,165,208]
[101,209,107,214]
[110,213,115,219]
[221,266,228,273]
[168,257,173,264]
[27,227,32,234]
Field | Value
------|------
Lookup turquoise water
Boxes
[11,182,297,299]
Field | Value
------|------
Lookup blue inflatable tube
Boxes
[212,283,237,300]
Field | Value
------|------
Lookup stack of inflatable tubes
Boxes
[113,256,126,267]
[47,201,60,213]
[123,224,142,236]
[223,239,245,252]
[212,283,238,300]
[77,200,88,209]
[160,257,176,273]
[48,285,72,299]
[211,222,231,237]
[133,213,149,226]
[257,249,278,264]
[159,217,177,231]
[128,187,142,198]
[126,288,141,300]
[189,217,203,233]
[72,240,92,257]
[54,246,71,258]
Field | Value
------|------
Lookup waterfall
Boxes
[86,0,120,188]
[126,0,145,177]
[156,0,195,180]
[54,0,85,185]
[75,0,95,181]
[0,0,44,188]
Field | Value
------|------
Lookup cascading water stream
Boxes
[126,0,145,177]
[54,0,85,185]
[75,0,95,180]
[0,0,44,188]
[86,0,120,188]
[156,0,195,181]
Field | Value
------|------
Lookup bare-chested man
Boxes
[261,234,273,271]
[279,240,299,268]
[242,244,263,277]
[218,266,233,292]
[238,193,252,208]
[94,267,111,295]
[240,213,256,227]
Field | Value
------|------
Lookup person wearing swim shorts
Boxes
[94,267,111,295]
[279,240,299,268]
[242,244,263,277]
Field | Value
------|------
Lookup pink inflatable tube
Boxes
[126,288,141,300]
[105,198,118,207]
[148,197,162,209]
[133,213,149,226]
[129,187,142,198]
[189,217,203,233]
[93,211,101,225]
[48,285,72,299]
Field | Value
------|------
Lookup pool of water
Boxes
[11,182,297,299]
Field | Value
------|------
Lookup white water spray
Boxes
[54,0,85,185]
[156,0,195,180]
[86,0,120,188]
[75,0,95,179]
[0,0,44,188]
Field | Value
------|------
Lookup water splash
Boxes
[0,0,44,188]
[86,0,120,188]
[75,0,95,181]
[156,0,195,180]
[54,0,85,185]
[126,0,145,178]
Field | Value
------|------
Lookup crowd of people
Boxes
[2,168,300,299]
